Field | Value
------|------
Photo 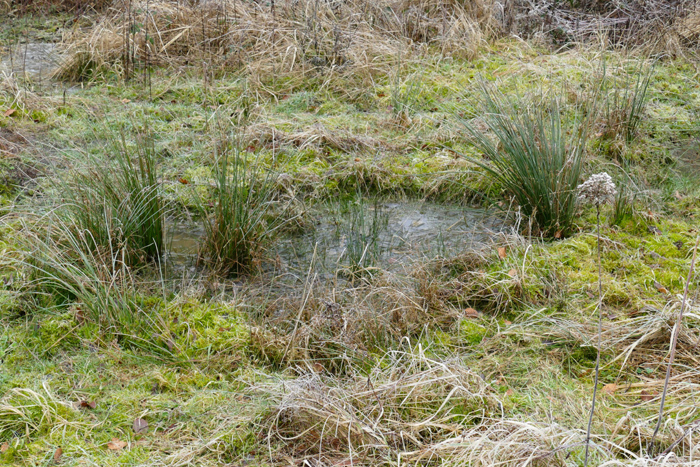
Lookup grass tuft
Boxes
[198,146,281,277]
[59,131,165,268]
[0,385,82,439]
[460,84,591,237]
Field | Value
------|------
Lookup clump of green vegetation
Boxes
[600,61,654,146]
[338,197,388,280]
[0,387,78,439]
[461,84,591,237]
[198,143,282,276]
[59,131,165,267]
[15,216,167,347]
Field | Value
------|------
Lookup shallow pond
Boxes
[0,42,61,81]
[167,200,504,283]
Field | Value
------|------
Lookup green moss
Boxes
[171,301,248,360]
[458,319,489,345]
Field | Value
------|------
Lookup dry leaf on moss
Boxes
[79,400,96,409]
[107,439,127,450]
[464,308,479,318]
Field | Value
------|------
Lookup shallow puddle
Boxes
[167,200,503,282]
[0,42,61,80]
[278,200,501,277]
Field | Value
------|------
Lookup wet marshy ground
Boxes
[0,42,61,81]
[167,199,505,284]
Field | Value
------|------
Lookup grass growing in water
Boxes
[59,131,165,268]
[198,148,281,277]
[461,85,591,237]
[331,196,389,280]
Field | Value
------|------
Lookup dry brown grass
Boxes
[501,298,700,454]
[0,72,51,113]
[245,122,383,154]
[259,341,700,466]
[0,0,110,15]
[248,271,435,371]
[261,345,499,465]
[55,0,496,86]
[514,0,699,55]
[253,297,700,465]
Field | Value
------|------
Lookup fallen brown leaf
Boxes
[75,307,85,324]
[330,437,341,450]
[54,447,63,462]
[507,268,517,277]
[654,281,669,294]
[79,400,96,409]
[0,442,7,452]
[602,383,617,395]
[133,418,148,434]
[464,308,479,318]
[497,247,507,259]
[107,438,127,451]
[3,109,15,117]
[554,230,562,239]
[640,390,655,402]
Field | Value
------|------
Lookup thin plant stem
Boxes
[649,234,700,453]
[584,205,603,467]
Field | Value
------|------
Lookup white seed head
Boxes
[577,172,617,206]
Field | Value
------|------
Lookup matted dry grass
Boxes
[52,0,700,86]
[55,0,495,86]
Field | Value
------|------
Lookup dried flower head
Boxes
[577,172,617,206]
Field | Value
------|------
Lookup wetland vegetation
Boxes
[1,0,700,465]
